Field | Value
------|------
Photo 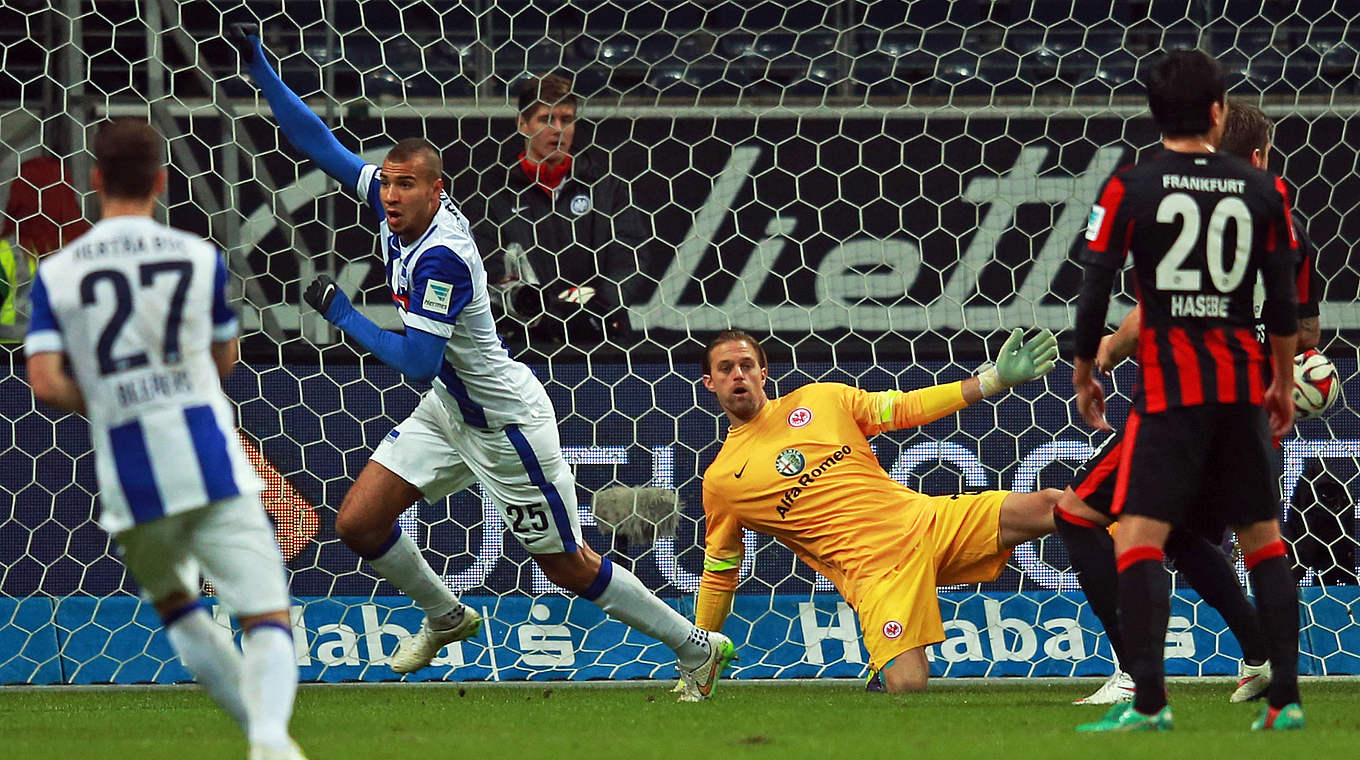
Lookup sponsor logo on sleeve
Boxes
[423,280,455,315]
[1085,205,1106,241]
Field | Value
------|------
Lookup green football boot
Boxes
[1251,703,1304,731]
[1076,703,1174,732]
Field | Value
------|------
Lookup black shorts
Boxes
[1114,404,1281,529]
[1069,428,1231,541]
[1070,429,1123,517]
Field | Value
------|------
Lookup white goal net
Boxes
[2,0,1358,684]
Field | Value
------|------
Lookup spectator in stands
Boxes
[1,155,90,342]
[474,75,649,352]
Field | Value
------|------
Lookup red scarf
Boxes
[518,151,572,196]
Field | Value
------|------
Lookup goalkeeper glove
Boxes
[229,22,260,64]
[304,274,346,321]
[978,327,1058,396]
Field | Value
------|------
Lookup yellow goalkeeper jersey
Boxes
[701,381,966,609]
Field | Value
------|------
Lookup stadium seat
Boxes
[718,30,759,61]
[646,58,733,99]
[753,33,798,61]
[590,34,640,66]
[521,39,573,71]
[1318,42,1357,91]
[637,33,680,64]
[854,29,920,59]
[565,67,608,98]
[934,50,990,97]
[792,30,839,59]
[785,56,845,97]
[1085,49,1140,95]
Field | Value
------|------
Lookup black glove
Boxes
[304,274,340,316]
[229,22,259,64]
[508,283,546,320]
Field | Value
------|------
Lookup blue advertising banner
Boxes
[5,359,1357,600]
[4,587,1357,684]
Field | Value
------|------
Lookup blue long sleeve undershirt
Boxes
[325,295,446,382]
[248,38,366,190]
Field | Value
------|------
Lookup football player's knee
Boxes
[334,507,385,552]
[882,667,929,693]
[535,553,596,594]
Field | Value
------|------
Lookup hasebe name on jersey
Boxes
[1170,293,1231,318]
[1161,174,1247,194]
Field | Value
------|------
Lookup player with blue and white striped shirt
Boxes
[233,25,735,695]
[25,119,306,760]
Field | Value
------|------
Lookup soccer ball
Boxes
[1293,350,1341,419]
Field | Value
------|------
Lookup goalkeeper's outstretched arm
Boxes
[231,24,366,193]
[867,327,1058,433]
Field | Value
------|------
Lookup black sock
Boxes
[1165,530,1268,664]
[1117,548,1170,715]
[1247,545,1301,709]
[1055,508,1126,665]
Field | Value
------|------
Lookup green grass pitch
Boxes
[4,678,1356,759]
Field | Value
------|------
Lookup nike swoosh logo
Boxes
[512,205,529,213]
[735,461,748,479]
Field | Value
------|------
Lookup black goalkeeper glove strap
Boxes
[304,274,339,317]
[229,22,259,64]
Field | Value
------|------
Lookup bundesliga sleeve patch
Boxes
[422,280,455,315]
[1085,204,1106,241]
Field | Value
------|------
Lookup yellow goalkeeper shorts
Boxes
[856,490,1012,670]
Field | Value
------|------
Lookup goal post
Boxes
[3,1,1359,684]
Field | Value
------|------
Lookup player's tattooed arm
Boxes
[1298,316,1320,352]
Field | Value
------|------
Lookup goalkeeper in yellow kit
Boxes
[694,329,1061,694]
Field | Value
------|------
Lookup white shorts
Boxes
[371,389,584,555]
[115,493,290,618]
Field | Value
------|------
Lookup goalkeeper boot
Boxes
[1231,660,1272,703]
[1072,669,1135,705]
[676,632,737,702]
[1251,703,1304,731]
[865,668,886,693]
[1076,703,1174,732]
[389,605,482,674]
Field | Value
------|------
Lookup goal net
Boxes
[2,0,1358,684]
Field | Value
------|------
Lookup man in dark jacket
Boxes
[474,74,649,351]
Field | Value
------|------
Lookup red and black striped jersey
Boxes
[1253,209,1321,343]
[1081,149,1298,413]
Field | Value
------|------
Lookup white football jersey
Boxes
[25,216,260,533]
[357,164,548,428]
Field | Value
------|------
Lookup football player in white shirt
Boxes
[233,26,735,697]
[25,119,306,760]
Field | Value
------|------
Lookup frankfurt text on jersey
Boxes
[1161,175,1247,194]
